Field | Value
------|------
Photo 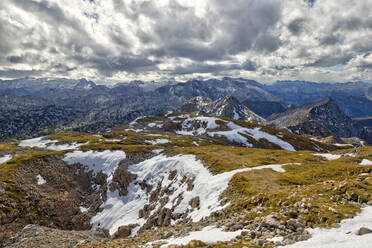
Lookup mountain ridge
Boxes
[1,77,372,142]
[268,97,365,139]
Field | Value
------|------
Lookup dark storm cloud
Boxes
[170,59,258,75]
[254,33,282,53]
[242,60,258,71]
[6,56,23,64]
[170,63,238,75]
[211,0,282,54]
[306,53,354,68]
[288,18,306,35]
[319,35,342,46]
[11,0,81,32]
[332,17,372,32]
[143,0,282,62]
[83,55,161,76]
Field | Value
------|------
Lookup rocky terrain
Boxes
[0,107,371,247]
[181,96,265,123]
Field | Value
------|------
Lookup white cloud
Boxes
[0,0,371,83]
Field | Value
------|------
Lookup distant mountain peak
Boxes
[181,95,265,123]
[74,79,96,90]
[269,97,363,138]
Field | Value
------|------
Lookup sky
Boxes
[0,0,371,83]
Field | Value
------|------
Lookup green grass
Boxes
[225,148,372,228]
[47,132,102,144]
[168,145,315,174]
[0,150,65,181]
[0,143,18,155]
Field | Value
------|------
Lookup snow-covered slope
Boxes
[181,96,265,123]
[177,116,295,151]
[63,150,126,176]
[66,152,298,235]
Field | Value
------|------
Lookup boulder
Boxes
[189,196,200,209]
[113,225,133,239]
[109,167,137,196]
[357,227,372,235]
[262,214,280,228]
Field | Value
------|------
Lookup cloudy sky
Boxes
[0,0,371,83]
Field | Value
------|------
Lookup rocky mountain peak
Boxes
[180,96,211,112]
[181,95,265,123]
[269,97,364,138]
[74,79,96,90]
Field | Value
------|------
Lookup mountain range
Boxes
[1,77,372,142]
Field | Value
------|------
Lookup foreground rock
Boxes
[357,227,372,236]
[3,225,110,248]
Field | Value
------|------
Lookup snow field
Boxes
[70,151,300,235]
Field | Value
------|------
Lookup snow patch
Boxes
[245,127,295,151]
[80,206,89,213]
[334,143,353,147]
[105,139,122,142]
[233,108,240,119]
[160,226,245,247]
[36,175,46,185]
[19,137,53,148]
[129,116,146,125]
[19,137,85,150]
[210,122,295,151]
[314,153,356,160]
[152,149,164,154]
[284,206,372,248]
[176,117,295,151]
[360,159,372,166]
[0,154,12,164]
[145,139,169,145]
[168,114,190,120]
[267,236,284,243]
[63,150,126,177]
[314,153,342,160]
